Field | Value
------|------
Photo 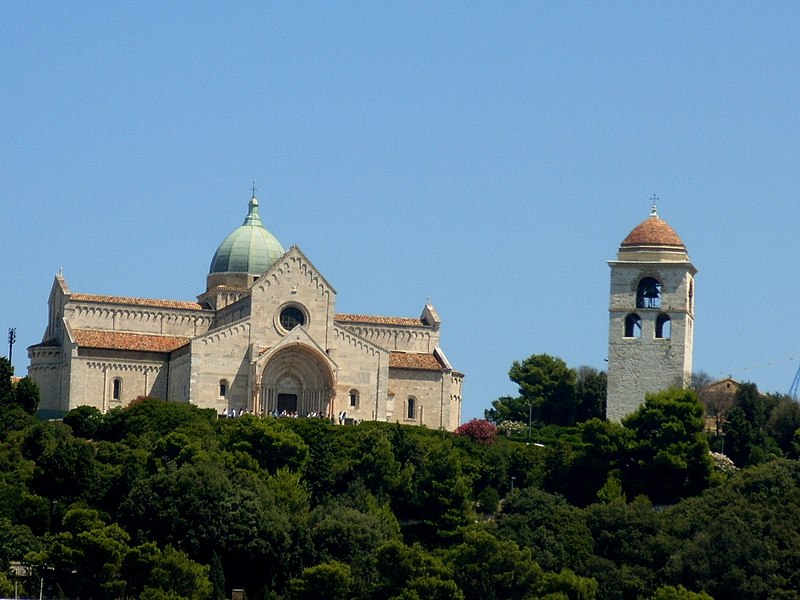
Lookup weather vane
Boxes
[252,181,257,198]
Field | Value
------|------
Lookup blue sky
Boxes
[2,3,799,420]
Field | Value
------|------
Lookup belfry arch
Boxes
[256,344,334,417]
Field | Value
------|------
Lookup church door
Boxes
[277,393,298,414]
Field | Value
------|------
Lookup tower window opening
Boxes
[636,277,662,309]
[655,314,671,339]
[112,378,122,401]
[219,379,229,398]
[349,389,359,408]
[624,314,642,338]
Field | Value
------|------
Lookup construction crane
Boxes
[790,365,800,400]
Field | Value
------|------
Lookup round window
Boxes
[280,306,305,330]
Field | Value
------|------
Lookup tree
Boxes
[622,388,713,504]
[12,377,40,414]
[723,383,775,466]
[689,371,714,392]
[447,527,596,600]
[36,507,131,599]
[486,354,577,427]
[649,585,713,600]
[64,405,105,439]
[370,540,454,600]
[574,367,607,423]
[209,551,225,600]
[220,414,308,474]
[0,358,13,406]
[309,499,400,569]
[495,487,594,574]
[288,561,353,600]
[767,395,800,455]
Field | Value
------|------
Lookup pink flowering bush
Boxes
[455,418,498,445]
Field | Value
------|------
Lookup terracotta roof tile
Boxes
[621,215,685,248]
[73,329,190,353]
[336,313,423,327]
[389,352,444,371]
[70,294,205,311]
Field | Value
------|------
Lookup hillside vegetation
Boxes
[0,375,799,598]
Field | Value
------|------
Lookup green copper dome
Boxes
[209,195,285,277]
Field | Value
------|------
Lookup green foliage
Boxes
[2,384,800,600]
[575,367,607,423]
[487,355,606,428]
[220,414,308,474]
[105,397,217,447]
[309,494,400,570]
[723,383,783,467]
[0,358,14,406]
[768,395,800,455]
[622,388,713,504]
[649,585,713,600]
[496,488,594,574]
[0,360,40,416]
[0,403,37,441]
[148,545,212,600]
[288,560,353,600]
[487,354,578,427]
[13,377,40,414]
[370,540,454,600]
[63,405,105,439]
[447,527,596,600]
[209,551,225,600]
[663,460,800,599]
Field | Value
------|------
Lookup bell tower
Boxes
[606,204,696,421]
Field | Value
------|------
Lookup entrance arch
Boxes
[258,345,334,417]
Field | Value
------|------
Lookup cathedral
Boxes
[28,193,464,429]
[606,205,696,420]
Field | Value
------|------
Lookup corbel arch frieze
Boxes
[199,320,249,345]
[85,361,163,373]
[333,326,385,358]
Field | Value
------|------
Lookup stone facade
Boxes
[606,207,696,421]
[28,197,463,430]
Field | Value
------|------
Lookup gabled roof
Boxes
[389,352,445,371]
[336,314,425,327]
[70,294,205,311]
[73,329,190,353]
[253,245,338,295]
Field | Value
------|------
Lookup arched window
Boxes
[349,389,359,409]
[624,314,642,338]
[112,378,122,401]
[219,379,229,398]
[656,314,671,339]
[407,397,416,420]
[636,277,662,309]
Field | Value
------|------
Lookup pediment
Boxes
[252,245,337,297]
